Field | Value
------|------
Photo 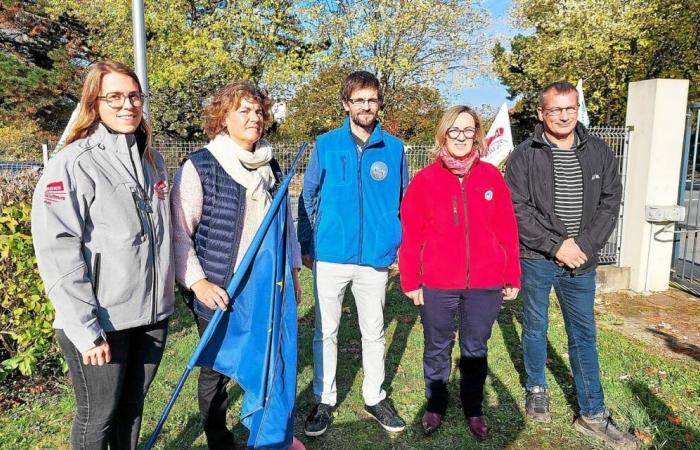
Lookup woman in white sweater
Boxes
[170,82,303,450]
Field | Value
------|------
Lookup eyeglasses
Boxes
[541,105,578,117]
[97,91,147,109]
[446,127,476,140]
[347,98,380,107]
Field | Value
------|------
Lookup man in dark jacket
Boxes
[505,81,637,449]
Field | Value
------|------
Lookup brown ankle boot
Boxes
[467,415,489,440]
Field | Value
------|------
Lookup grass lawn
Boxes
[1,270,699,449]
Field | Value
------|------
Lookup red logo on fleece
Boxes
[44,181,66,205]
[154,180,169,200]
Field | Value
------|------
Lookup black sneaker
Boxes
[574,410,638,450]
[304,403,333,437]
[525,386,551,422]
[364,399,406,432]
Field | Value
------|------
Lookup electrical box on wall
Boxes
[645,205,686,223]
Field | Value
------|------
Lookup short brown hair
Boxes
[341,71,383,103]
[539,81,578,107]
[202,82,272,138]
[430,105,485,159]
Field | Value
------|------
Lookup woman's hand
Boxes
[405,288,424,306]
[192,279,229,310]
[82,340,111,366]
[503,287,520,301]
[293,268,302,305]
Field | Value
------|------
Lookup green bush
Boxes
[0,171,62,381]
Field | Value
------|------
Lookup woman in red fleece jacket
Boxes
[399,105,520,439]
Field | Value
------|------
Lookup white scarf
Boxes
[206,133,275,217]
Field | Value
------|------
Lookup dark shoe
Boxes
[574,410,638,450]
[303,403,333,437]
[364,399,406,432]
[421,411,443,434]
[467,415,489,440]
[525,386,551,422]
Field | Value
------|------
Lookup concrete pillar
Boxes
[620,79,689,292]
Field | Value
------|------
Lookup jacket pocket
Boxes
[92,253,102,297]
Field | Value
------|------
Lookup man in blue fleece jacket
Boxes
[297,71,408,436]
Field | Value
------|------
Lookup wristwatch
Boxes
[93,335,105,347]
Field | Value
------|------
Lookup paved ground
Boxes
[596,287,700,363]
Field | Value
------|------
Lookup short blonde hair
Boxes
[202,82,272,138]
[430,105,485,159]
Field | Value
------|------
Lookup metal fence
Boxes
[3,127,630,265]
[672,103,700,295]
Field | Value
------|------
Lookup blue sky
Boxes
[446,0,519,108]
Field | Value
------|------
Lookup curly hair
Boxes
[202,82,272,138]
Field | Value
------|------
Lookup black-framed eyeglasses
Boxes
[446,127,476,140]
[540,105,578,117]
[347,97,380,107]
[97,91,147,109]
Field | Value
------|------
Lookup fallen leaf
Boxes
[634,431,653,445]
[398,315,413,324]
[687,433,696,442]
[618,374,630,380]
[644,367,659,376]
[667,414,683,426]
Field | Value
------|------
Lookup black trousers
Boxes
[195,314,236,450]
[420,287,502,417]
[57,319,168,450]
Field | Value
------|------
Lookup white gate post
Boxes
[620,79,689,292]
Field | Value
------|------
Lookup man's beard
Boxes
[350,110,376,128]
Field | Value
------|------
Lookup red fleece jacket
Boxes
[399,159,521,292]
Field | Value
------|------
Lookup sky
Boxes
[447,0,520,108]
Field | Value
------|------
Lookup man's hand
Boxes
[293,268,302,305]
[302,254,314,269]
[405,288,424,306]
[192,279,229,310]
[82,340,111,366]
[503,287,520,301]
[555,238,588,269]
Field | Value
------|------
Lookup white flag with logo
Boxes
[576,79,590,128]
[483,103,514,167]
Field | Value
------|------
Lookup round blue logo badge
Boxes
[370,161,388,181]
[484,190,493,201]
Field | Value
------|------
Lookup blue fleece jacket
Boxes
[297,117,409,268]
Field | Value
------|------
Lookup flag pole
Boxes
[132,0,150,116]
[144,143,307,449]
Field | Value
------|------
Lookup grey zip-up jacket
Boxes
[31,124,175,352]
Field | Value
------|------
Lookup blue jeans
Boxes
[57,320,168,450]
[520,259,605,416]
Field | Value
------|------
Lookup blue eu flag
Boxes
[146,144,307,450]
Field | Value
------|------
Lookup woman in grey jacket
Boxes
[31,60,174,450]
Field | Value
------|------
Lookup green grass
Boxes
[2,271,699,449]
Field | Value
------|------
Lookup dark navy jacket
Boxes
[186,148,281,320]
[297,117,409,269]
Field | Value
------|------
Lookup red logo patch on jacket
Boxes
[154,180,169,200]
[44,181,66,205]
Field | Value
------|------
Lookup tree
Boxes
[309,0,490,106]
[44,0,325,138]
[492,0,700,126]
[0,1,86,158]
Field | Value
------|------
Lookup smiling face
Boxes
[445,111,476,158]
[97,71,143,134]
[342,86,380,129]
[224,98,265,151]
[537,90,579,140]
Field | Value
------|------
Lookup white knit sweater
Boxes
[171,159,302,289]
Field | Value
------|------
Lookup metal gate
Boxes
[672,103,700,294]
[590,126,631,265]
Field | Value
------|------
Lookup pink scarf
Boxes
[439,146,479,176]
